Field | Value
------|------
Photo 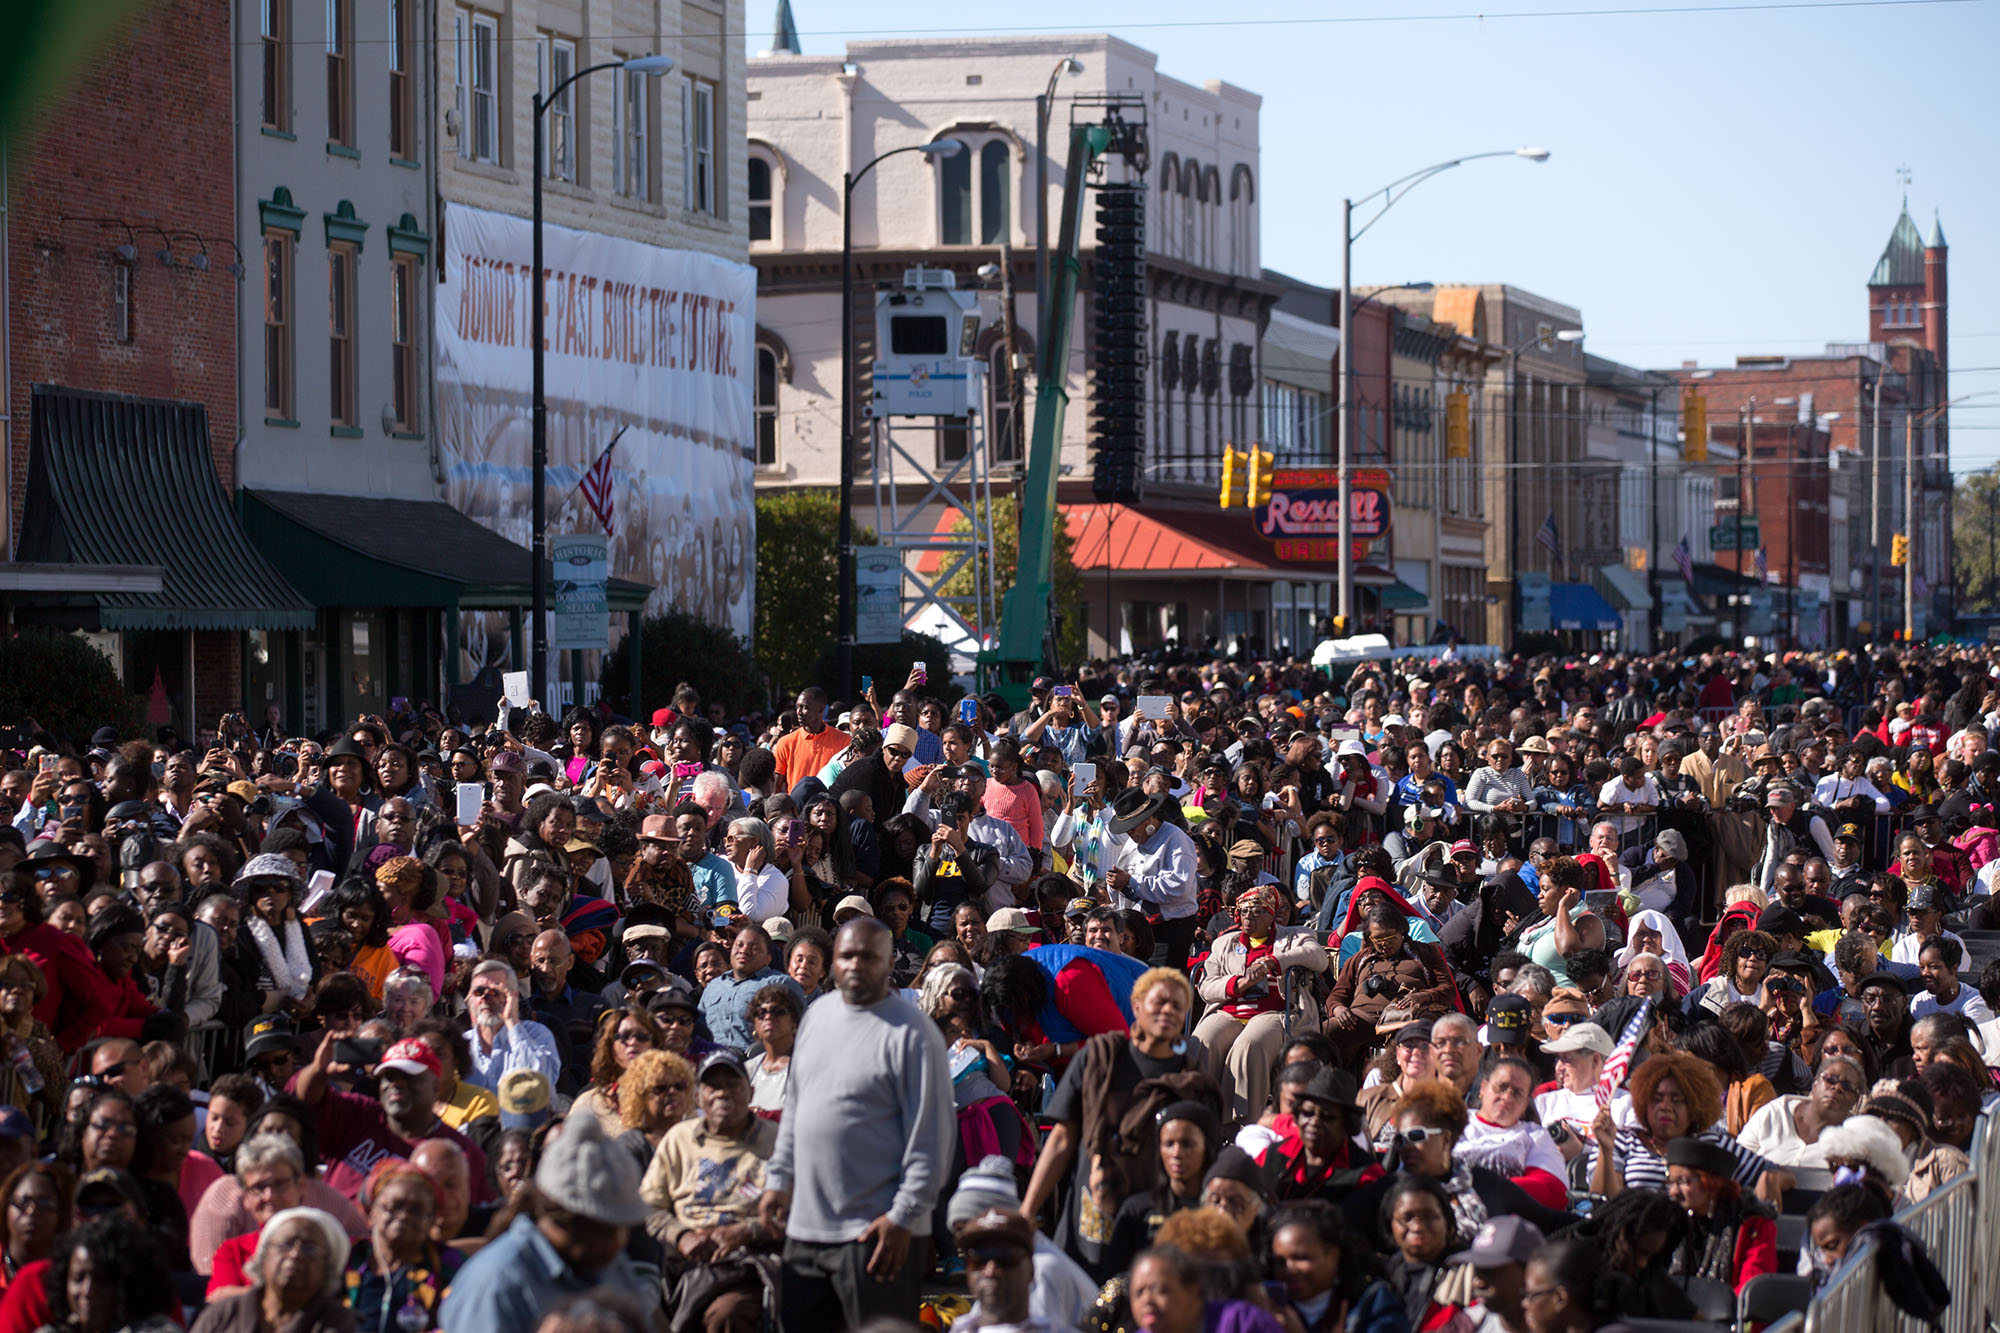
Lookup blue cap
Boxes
[0,1106,31,1140]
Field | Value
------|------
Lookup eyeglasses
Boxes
[266,1234,328,1258]
[499,932,533,949]
[1522,1287,1562,1304]
[86,1119,137,1138]
[8,1195,57,1214]
[1399,1126,1447,1146]
[656,1012,695,1027]
[1737,947,1770,962]
[750,1006,792,1019]
[242,1176,299,1197]
[1818,1073,1862,1097]
[1543,1011,1585,1027]
[964,1245,1028,1270]
[614,1029,653,1047]
[647,1081,690,1096]
[151,925,189,943]
[471,986,512,1003]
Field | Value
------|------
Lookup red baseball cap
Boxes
[377,1038,442,1079]
[651,707,677,728]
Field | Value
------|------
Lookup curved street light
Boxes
[1335,148,1550,629]
[834,139,967,700]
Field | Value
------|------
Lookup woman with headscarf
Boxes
[373,858,446,999]
[190,1206,354,1333]
[1194,882,1329,1124]
[1615,909,1693,998]
[1329,877,1442,969]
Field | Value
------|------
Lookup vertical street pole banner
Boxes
[854,547,905,645]
[436,205,757,682]
[551,533,610,650]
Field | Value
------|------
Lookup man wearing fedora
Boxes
[1104,789,1200,971]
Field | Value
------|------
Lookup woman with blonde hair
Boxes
[611,1047,695,1173]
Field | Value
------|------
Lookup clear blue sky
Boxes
[785,0,1999,470]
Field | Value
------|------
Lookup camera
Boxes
[1363,974,1399,999]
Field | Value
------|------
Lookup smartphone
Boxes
[455,784,484,826]
[390,696,409,713]
[36,755,57,775]
[913,660,928,685]
[332,1037,385,1068]
[1054,685,1075,699]
[958,698,979,725]
[787,821,804,848]
[673,761,705,780]
[1071,762,1097,791]
[860,675,874,696]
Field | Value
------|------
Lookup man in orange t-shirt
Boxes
[772,686,851,789]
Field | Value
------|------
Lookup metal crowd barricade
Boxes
[1800,1106,1992,1333]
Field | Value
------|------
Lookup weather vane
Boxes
[1896,164,1912,189]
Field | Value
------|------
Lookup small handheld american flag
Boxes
[1597,997,1652,1109]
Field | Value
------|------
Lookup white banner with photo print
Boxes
[436,204,757,679]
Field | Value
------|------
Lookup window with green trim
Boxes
[264,229,294,418]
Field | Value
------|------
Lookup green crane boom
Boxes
[985,122,1113,710]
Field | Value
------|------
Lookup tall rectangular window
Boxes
[681,77,713,213]
[468,12,498,162]
[390,256,419,432]
[112,264,133,344]
[388,0,413,158]
[538,36,577,181]
[263,231,294,419]
[754,346,779,468]
[328,245,357,428]
[614,65,649,199]
[262,0,289,130]
[325,0,352,146]
[746,157,772,241]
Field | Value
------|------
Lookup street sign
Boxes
[1254,467,1393,561]
[1710,515,1760,550]
[550,534,609,650]
[854,547,904,645]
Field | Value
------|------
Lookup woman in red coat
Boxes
[0,870,117,1052]
[1665,1135,1777,1298]
[83,905,160,1041]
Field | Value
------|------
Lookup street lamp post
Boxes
[835,138,966,703]
[1336,147,1548,631]
[1035,56,1082,356]
[532,53,673,708]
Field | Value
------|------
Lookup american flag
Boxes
[1754,546,1768,582]
[575,428,625,535]
[1672,537,1695,585]
[1534,512,1563,564]
[1597,996,1652,1108]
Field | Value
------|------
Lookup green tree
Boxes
[939,496,1087,666]
[601,609,761,720]
[1954,469,2000,614]
[0,631,140,743]
[754,490,878,697]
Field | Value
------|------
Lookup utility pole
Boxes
[1905,410,1917,641]
[1868,374,1882,637]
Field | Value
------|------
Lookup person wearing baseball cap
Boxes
[293,1027,490,1208]
[1534,1020,1618,1150]
[1465,1215,1546,1331]
[441,1113,655,1329]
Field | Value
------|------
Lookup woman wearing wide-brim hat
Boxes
[1104,789,1201,970]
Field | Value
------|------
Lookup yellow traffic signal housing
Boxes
[1445,391,1471,459]
[1682,389,1708,462]
[1246,446,1275,508]
[1891,533,1909,567]
[1218,445,1244,507]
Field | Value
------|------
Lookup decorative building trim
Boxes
[324,200,368,250]
[387,212,431,257]
[260,187,306,234]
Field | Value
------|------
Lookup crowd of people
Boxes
[0,645,1990,1333]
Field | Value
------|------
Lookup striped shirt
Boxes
[1590,1124,1772,1194]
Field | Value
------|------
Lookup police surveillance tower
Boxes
[868,267,987,418]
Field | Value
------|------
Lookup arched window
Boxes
[1229,166,1255,276]
[754,344,780,468]
[938,135,1014,245]
[1157,155,1181,259]
[747,157,773,243]
[1179,162,1197,265]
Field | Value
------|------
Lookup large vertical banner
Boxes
[436,205,756,682]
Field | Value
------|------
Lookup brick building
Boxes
[4,0,310,735]
[1669,199,1952,643]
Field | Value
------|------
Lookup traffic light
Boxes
[1090,185,1146,504]
[1218,445,1244,507]
[1445,391,1471,460]
[1682,389,1708,462]
[1891,532,1909,567]
[1245,446,1275,508]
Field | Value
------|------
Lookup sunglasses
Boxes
[1543,1011,1586,1027]
[1399,1126,1447,1146]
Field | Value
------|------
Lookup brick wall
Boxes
[7,0,238,538]
[192,631,240,725]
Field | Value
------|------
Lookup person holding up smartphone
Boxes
[1019,682,1103,769]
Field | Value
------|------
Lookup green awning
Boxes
[241,490,650,611]
[15,386,313,630]
[1378,579,1429,611]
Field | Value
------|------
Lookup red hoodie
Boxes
[0,922,119,1051]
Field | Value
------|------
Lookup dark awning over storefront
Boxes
[241,490,651,611]
[15,385,313,630]
[1549,582,1622,631]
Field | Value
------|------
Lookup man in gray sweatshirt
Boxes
[759,916,954,1328]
